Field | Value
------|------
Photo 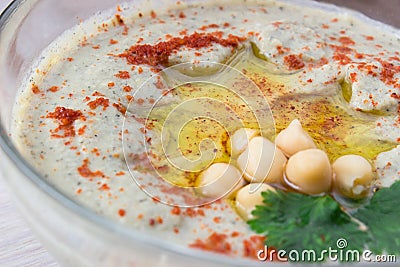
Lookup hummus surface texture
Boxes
[12,0,400,258]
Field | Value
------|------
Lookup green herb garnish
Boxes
[353,181,400,254]
[248,181,400,262]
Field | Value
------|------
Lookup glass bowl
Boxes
[0,0,398,266]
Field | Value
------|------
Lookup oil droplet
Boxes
[251,42,268,61]
[340,79,352,103]
[146,81,263,187]
[269,93,396,162]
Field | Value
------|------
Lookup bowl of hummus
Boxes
[0,0,399,266]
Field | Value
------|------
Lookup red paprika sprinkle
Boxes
[99,183,110,191]
[283,54,305,70]
[178,11,186,18]
[77,125,87,136]
[31,84,41,94]
[114,14,125,26]
[118,209,126,217]
[109,39,119,45]
[48,86,60,92]
[112,103,127,115]
[92,91,105,97]
[338,36,355,46]
[190,232,232,254]
[77,158,105,178]
[243,236,283,261]
[243,236,265,259]
[46,107,84,138]
[87,97,110,110]
[119,31,246,67]
[123,85,132,92]
[115,71,131,79]
[171,206,181,215]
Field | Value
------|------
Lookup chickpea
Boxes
[228,128,259,157]
[235,183,275,221]
[274,119,316,157]
[332,155,373,198]
[197,163,246,198]
[237,136,287,184]
[285,149,332,195]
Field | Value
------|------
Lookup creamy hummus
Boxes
[12,0,400,258]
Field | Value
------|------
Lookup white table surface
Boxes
[0,2,58,266]
[0,180,58,267]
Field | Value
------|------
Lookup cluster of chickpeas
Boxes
[196,119,373,221]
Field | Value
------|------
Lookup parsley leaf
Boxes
[353,181,400,254]
[248,189,370,261]
[248,181,400,262]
